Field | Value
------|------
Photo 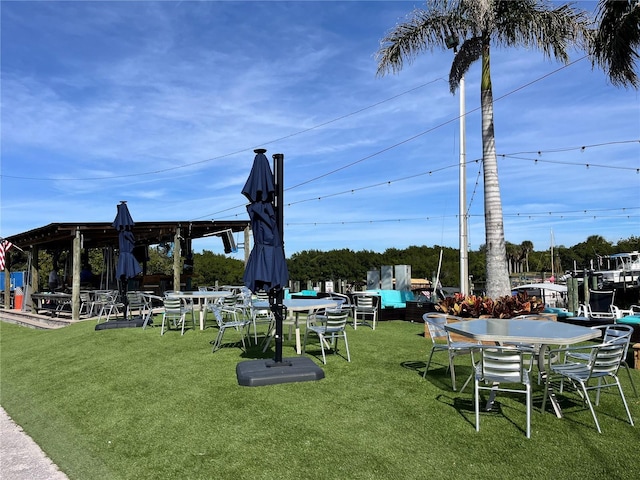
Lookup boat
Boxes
[594,251,640,288]
[511,282,567,309]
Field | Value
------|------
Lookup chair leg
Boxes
[423,347,437,378]
[475,378,481,432]
[181,313,187,335]
[525,383,531,439]
[318,333,327,364]
[578,380,602,433]
[614,377,635,427]
[342,332,350,362]
[212,327,225,352]
[448,352,458,391]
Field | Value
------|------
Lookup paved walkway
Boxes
[0,406,69,480]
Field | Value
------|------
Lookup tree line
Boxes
[188,234,639,290]
[6,234,637,292]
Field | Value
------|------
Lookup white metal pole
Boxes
[459,73,469,295]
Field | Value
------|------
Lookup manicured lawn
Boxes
[1,317,639,479]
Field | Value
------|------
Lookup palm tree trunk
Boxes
[480,38,511,298]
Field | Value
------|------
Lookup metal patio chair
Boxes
[542,336,635,433]
[474,346,534,438]
[423,313,480,392]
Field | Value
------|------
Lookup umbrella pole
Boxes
[120,275,128,320]
[270,287,285,363]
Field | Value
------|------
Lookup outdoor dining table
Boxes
[31,292,73,316]
[166,291,233,330]
[444,318,602,418]
[255,298,339,354]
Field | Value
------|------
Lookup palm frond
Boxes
[591,0,639,88]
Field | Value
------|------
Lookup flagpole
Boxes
[446,34,469,296]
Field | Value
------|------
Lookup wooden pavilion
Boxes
[3,219,250,319]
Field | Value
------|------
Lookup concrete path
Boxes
[0,406,69,480]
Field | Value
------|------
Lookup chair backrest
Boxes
[329,292,351,306]
[355,295,377,308]
[324,311,348,331]
[480,347,527,383]
[589,289,615,313]
[423,313,448,343]
[255,290,270,301]
[602,324,634,357]
[127,291,144,308]
[163,298,182,314]
[223,295,238,307]
[590,339,627,377]
[602,323,633,342]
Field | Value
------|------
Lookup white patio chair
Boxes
[474,346,534,438]
[303,310,350,364]
[542,336,635,433]
[160,297,189,335]
[126,291,146,319]
[210,299,251,353]
[79,291,95,317]
[423,313,480,391]
[353,294,379,330]
[250,298,274,345]
[564,324,637,397]
[96,291,123,323]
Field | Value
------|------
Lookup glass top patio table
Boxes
[444,318,601,345]
[167,291,234,330]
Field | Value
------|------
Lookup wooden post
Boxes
[27,246,40,312]
[3,251,10,309]
[244,226,250,265]
[173,227,181,292]
[569,277,579,315]
[72,228,81,320]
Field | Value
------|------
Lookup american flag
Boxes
[0,240,13,270]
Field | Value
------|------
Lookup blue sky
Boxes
[1,1,638,261]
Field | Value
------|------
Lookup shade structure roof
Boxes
[6,220,250,251]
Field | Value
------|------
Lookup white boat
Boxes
[595,251,640,288]
[511,282,567,308]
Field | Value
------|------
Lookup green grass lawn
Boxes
[1,316,639,480]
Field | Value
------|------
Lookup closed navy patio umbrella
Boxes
[113,201,142,319]
[242,149,289,361]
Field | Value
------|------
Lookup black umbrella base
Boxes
[95,317,145,330]
[236,356,325,387]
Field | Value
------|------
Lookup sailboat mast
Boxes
[550,229,555,280]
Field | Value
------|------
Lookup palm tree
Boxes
[520,240,534,273]
[591,0,640,88]
[375,0,590,298]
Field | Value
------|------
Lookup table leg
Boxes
[295,312,302,354]
[485,384,500,411]
[539,344,563,418]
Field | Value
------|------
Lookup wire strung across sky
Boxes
[4,55,637,229]
[194,139,639,222]
[283,206,640,228]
